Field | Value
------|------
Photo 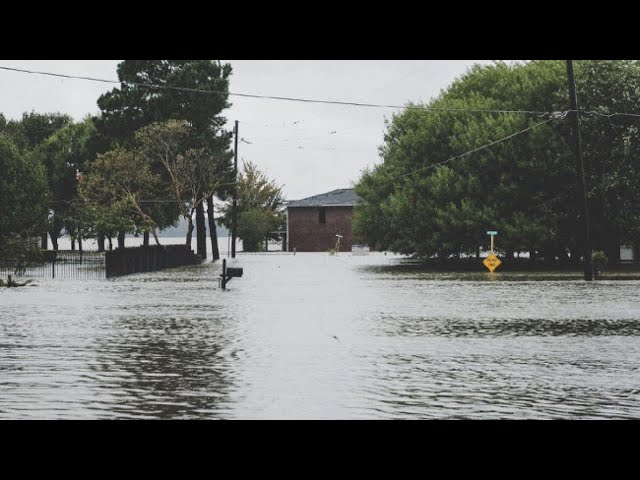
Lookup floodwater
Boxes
[1,250,640,419]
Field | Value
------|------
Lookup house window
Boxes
[318,207,327,224]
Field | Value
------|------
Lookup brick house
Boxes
[286,188,360,252]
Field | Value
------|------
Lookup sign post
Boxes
[486,230,498,252]
[483,230,501,273]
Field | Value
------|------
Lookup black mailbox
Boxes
[226,267,243,278]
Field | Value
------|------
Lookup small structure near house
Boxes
[351,244,370,255]
[286,188,360,252]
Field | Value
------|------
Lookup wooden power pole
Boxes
[566,60,593,281]
[231,120,238,258]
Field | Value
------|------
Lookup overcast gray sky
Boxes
[0,60,493,200]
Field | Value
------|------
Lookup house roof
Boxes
[286,188,360,208]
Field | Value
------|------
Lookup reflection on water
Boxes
[89,313,234,419]
[386,316,640,337]
[2,253,640,419]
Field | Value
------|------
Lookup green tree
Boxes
[0,134,49,236]
[572,61,640,263]
[135,120,230,247]
[77,149,163,245]
[0,134,49,275]
[31,117,97,250]
[1,112,73,248]
[7,111,72,153]
[95,60,234,258]
[355,60,640,263]
[220,161,284,252]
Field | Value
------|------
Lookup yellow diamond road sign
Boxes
[483,253,502,273]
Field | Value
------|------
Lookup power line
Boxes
[5,64,640,120]
[241,65,442,137]
[138,200,194,203]
[0,64,554,115]
[269,62,435,137]
[579,109,640,119]
[73,115,562,196]
[391,115,563,181]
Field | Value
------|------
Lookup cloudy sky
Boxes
[0,60,494,200]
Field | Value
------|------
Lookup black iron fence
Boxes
[0,251,106,280]
[105,245,200,278]
[1,245,201,280]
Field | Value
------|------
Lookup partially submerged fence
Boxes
[0,245,201,280]
[0,251,106,280]
[105,244,200,278]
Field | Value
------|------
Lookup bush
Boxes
[0,234,43,276]
[592,250,608,278]
[237,208,282,252]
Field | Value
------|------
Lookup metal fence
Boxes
[1,245,203,280]
[105,245,200,278]
[0,251,106,280]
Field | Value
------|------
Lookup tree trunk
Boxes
[50,233,59,251]
[186,217,194,248]
[151,228,161,246]
[40,233,48,250]
[69,226,75,251]
[196,202,207,260]
[143,231,150,246]
[50,215,63,252]
[97,234,105,252]
[108,236,113,251]
[117,231,125,249]
[604,223,621,266]
[207,195,220,261]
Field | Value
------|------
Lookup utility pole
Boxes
[72,134,83,261]
[566,60,593,281]
[231,120,239,258]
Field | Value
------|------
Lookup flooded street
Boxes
[2,252,640,419]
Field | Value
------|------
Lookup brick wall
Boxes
[287,206,355,252]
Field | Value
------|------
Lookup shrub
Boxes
[592,250,608,278]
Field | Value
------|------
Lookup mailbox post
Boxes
[220,258,243,290]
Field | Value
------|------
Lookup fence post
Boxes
[52,256,56,279]
[221,258,227,290]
